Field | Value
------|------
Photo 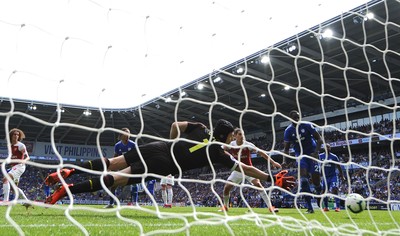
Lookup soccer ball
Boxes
[345,193,366,213]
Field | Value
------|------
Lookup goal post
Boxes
[1,0,400,235]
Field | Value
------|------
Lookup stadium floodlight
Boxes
[213,76,222,83]
[321,29,333,38]
[285,43,297,53]
[364,12,374,20]
[27,103,37,111]
[196,83,204,90]
[236,67,244,74]
[165,96,172,103]
[353,11,374,24]
[83,109,91,116]
[260,55,270,64]
[57,106,65,113]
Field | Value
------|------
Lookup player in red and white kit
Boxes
[160,174,174,208]
[220,128,281,213]
[2,128,32,208]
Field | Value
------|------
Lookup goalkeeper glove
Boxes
[274,170,295,191]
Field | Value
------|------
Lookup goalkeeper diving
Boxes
[44,119,295,204]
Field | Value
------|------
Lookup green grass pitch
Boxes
[1,204,400,235]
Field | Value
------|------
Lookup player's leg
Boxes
[252,179,279,213]
[299,159,313,213]
[45,155,129,186]
[166,184,173,206]
[311,161,322,194]
[16,187,29,201]
[2,175,12,202]
[165,176,174,207]
[221,171,241,211]
[45,157,109,186]
[311,172,322,209]
[105,186,117,208]
[3,166,21,202]
[131,184,139,205]
[45,165,131,204]
[12,175,28,202]
[10,166,33,208]
[44,185,51,198]
[161,184,168,207]
[310,160,322,209]
[147,180,155,196]
[14,177,33,209]
[330,178,341,212]
[222,182,233,210]
[322,181,330,211]
[46,143,176,205]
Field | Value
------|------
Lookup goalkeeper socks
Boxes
[3,182,10,201]
[223,194,230,207]
[75,158,110,174]
[70,175,114,194]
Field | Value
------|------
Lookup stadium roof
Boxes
[1,0,399,146]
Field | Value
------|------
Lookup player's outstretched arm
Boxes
[170,121,189,139]
[259,151,281,169]
[170,121,207,139]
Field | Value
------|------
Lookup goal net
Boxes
[1,0,400,235]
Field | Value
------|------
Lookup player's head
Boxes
[214,119,234,143]
[325,143,331,152]
[118,127,131,140]
[289,110,300,122]
[233,128,244,141]
[9,128,25,141]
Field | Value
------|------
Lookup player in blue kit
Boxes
[131,179,156,206]
[283,110,323,214]
[105,128,136,208]
[319,144,345,212]
[146,179,156,196]
[130,183,142,205]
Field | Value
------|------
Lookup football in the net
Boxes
[345,193,366,213]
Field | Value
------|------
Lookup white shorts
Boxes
[160,175,174,186]
[227,170,255,184]
[7,164,26,184]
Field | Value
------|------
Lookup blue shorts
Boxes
[299,156,320,174]
[322,176,339,191]
[44,186,51,197]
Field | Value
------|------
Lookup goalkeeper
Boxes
[44,119,295,204]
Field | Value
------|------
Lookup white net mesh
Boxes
[1,0,400,235]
